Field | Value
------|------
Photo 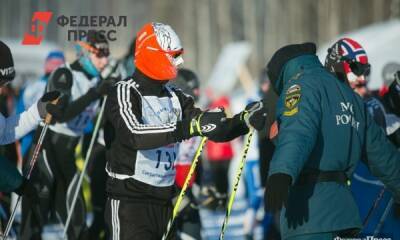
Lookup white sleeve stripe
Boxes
[123,83,176,132]
[117,84,136,133]
[117,85,135,132]
[116,82,177,134]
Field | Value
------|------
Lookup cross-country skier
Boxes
[103,22,268,240]
[20,30,115,240]
[19,50,65,158]
[87,54,124,240]
[324,38,400,239]
[264,42,400,240]
[0,41,59,194]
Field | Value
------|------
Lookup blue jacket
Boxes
[268,54,400,239]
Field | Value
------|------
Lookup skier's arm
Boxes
[46,67,109,122]
[268,81,321,182]
[175,89,249,142]
[105,83,188,150]
[364,109,400,202]
[211,113,249,142]
[0,105,41,145]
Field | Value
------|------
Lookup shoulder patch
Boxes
[283,84,301,116]
[284,84,301,109]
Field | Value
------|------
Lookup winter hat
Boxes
[44,50,65,75]
[266,42,316,92]
[0,41,15,81]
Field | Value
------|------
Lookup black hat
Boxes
[0,41,15,81]
[266,42,316,92]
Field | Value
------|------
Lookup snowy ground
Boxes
[200,198,263,240]
[4,198,263,240]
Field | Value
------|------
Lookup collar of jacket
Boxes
[275,55,322,95]
[131,69,168,96]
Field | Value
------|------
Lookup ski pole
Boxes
[362,187,385,230]
[63,96,107,239]
[2,99,58,240]
[373,198,393,237]
[161,136,207,240]
[219,128,254,240]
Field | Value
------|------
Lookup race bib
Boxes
[132,85,182,187]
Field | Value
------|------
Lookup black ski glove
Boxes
[177,108,226,141]
[182,108,227,139]
[37,91,61,120]
[265,173,292,213]
[240,100,268,131]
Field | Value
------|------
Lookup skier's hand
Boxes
[265,173,292,213]
[188,108,227,137]
[37,91,61,120]
[240,100,268,130]
[94,77,118,96]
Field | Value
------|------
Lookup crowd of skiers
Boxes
[0,22,399,240]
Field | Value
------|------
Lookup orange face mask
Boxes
[134,22,184,81]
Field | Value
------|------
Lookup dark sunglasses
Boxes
[354,82,367,88]
[95,48,110,58]
[342,57,370,76]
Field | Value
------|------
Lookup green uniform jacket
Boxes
[268,55,400,239]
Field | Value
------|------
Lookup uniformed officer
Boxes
[264,42,400,240]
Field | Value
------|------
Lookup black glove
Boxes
[395,71,400,85]
[265,173,292,213]
[187,108,227,137]
[37,91,61,119]
[14,178,36,199]
[387,75,400,116]
[394,202,400,219]
[94,77,118,96]
[241,100,268,130]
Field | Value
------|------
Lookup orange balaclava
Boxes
[135,22,184,81]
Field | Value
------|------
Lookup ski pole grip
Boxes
[44,98,59,124]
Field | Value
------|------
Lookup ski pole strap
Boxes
[296,170,348,186]
[190,113,205,137]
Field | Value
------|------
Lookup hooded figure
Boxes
[264,43,400,240]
